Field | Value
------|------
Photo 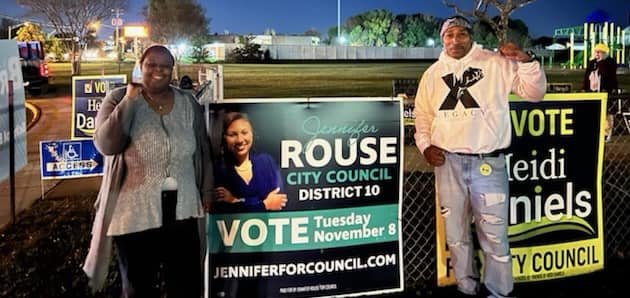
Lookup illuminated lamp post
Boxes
[337,0,346,45]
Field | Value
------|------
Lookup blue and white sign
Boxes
[40,139,103,179]
[0,40,27,182]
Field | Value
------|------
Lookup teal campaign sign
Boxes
[207,98,404,298]
[0,40,27,182]
[39,139,103,179]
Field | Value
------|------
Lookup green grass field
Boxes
[48,61,629,98]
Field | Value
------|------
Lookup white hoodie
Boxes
[414,44,546,154]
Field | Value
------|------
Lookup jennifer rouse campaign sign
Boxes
[206,98,404,298]
[40,139,103,179]
[0,40,27,182]
[72,75,126,139]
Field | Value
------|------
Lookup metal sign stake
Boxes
[8,80,16,225]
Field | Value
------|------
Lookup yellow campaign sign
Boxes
[436,93,606,286]
[511,239,603,282]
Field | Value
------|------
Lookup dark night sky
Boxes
[4,0,630,38]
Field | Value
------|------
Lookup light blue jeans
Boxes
[435,152,512,298]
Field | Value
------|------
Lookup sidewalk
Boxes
[0,99,100,230]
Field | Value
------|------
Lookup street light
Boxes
[337,0,341,44]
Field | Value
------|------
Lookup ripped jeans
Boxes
[435,152,512,297]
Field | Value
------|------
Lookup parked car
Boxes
[18,40,50,95]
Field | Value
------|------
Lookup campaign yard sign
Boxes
[207,98,404,298]
[435,93,606,285]
[71,75,126,139]
[0,40,27,182]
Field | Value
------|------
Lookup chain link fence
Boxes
[603,95,630,260]
[396,80,630,292]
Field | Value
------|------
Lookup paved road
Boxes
[0,95,100,229]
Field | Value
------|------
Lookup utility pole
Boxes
[112,8,124,68]
[112,8,124,55]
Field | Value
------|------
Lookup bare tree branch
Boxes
[442,0,536,44]
[19,0,128,75]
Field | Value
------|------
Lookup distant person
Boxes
[414,16,546,298]
[180,75,194,90]
[83,44,213,297]
[583,43,618,93]
[214,112,287,213]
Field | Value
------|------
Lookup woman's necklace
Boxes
[234,159,252,172]
[235,159,253,184]
[143,91,164,112]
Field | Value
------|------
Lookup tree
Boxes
[304,28,321,38]
[226,35,267,63]
[442,0,537,45]
[15,22,46,42]
[189,34,211,63]
[361,10,394,46]
[469,16,531,48]
[18,0,128,75]
[399,15,422,47]
[506,18,531,48]
[45,37,65,61]
[399,14,441,47]
[144,0,210,45]
[471,20,498,47]
[345,9,397,46]
[12,21,66,61]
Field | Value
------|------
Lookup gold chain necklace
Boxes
[143,91,164,112]
[234,159,252,172]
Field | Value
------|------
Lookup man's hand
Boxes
[499,42,531,63]
[423,145,446,167]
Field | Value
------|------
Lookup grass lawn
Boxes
[48,61,630,98]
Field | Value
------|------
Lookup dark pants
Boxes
[113,218,202,298]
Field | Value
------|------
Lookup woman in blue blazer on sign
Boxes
[214,112,288,213]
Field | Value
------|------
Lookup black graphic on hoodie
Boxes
[439,67,484,110]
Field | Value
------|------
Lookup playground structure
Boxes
[553,10,628,69]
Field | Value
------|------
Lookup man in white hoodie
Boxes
[414,16,546,297]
